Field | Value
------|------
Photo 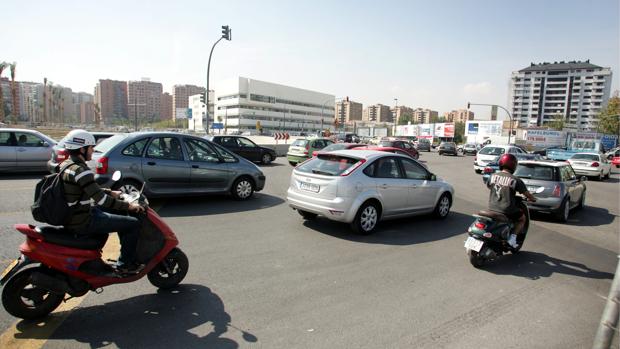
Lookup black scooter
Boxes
[464,197,530,268]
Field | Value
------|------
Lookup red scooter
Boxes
[0,173,189,319]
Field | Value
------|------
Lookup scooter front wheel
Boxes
[468,250,486,268]
[2,268,64,319]
[147,248,189,289]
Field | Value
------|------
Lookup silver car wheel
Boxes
[439,196,450,217]
[120,183,139,194]
[236,180,253,199]
[360,206,378,232]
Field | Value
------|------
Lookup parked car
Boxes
[353,145,421,161]
[0,128,56,172]
[287,137,334,166]
[206,135,277,165]
[481,153,543,183]
[336,133,360,143]
[608,148,620,168]
[473,145,526,174]
[531,146,567,158]
[84,132,265,200]
[513,160,586,222]
[287,150,454,234]
[462,143,478,155]
[566,152,612,181]
[48,132,120,172]
[377,139,420,159]
[416,138,431,152]
[312,142,366,157]
[438,141,458,156]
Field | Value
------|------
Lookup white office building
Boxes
[214,77,335,134]
[188,94,206,132]
[509,60,612,131]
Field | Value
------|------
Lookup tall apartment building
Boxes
[128,78,163,123]
[335,98,363,123]
[95,79,128,124]
[391,106,414,124]
[172,84,205,121]
[509,60,612,130]
[161,92,173,120]
[214,77,334,134]
[73,92,94,124]
[412,108,438,124]
[19,82,41,122]
[364,104,392,123]
[444,109,474,123]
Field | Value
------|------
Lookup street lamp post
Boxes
[205,25,232,135]
[468,102,514,144]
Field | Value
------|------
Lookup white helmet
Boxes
[62,129,96,150]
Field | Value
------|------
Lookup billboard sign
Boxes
[175,108,188,120]
[466,121,502,136]
[524,129,565,147]
[467,122,479,135]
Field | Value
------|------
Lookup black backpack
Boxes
[31,162,75,226]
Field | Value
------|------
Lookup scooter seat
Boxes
[477,210,510,223]
[36,226,108,250]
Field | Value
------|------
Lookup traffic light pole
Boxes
[205,37,224,134]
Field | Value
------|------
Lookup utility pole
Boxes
[205,25,232,134]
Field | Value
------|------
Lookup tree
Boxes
[454,122,465,144]
[0,62,7,122]
[546,113,564,131]
[398,112,413,125]
[9,62,17,121]
[597,92,620,135]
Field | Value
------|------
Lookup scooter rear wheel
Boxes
[147,248,189,289]
[468,250,486,268]
[2,268,64,319]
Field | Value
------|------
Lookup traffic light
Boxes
[467,102,471,109]
[221,25,231,41]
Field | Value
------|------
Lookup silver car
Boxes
[0,128,56,172]
[514,160,586,222]
[88,132,266,200]
[287,150,455,234]
[566,152,612,181]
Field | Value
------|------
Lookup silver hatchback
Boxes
[0,128,56,172]
[287,150,455,234]
[89,132,266,200]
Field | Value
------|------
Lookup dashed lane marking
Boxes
[0,200,165,348]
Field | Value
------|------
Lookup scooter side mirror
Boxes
[112,170,122,182]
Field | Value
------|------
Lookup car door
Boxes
[220,137,241,156]
[561,166,580,208]
[14,132,52,170]
[236,137,262,162]
[183,137,233,192]
[399,158,439,212]
[369,156,410,216]
[141,136,191,194]
[0,131,17,170]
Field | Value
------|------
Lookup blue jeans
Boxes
[80,207,141,265]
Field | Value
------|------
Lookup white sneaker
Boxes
[507,234,519,248]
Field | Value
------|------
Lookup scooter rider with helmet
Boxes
[59,129,145,274]
[486,153,536,248]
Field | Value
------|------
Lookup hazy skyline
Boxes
[3,0,619,120]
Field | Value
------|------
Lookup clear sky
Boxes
[3,0,619,119]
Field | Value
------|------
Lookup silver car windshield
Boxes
[514,164,556,181]
[479,147,505,155]
[297,155,360,176]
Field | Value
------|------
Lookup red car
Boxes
[312,142,366,157]
[376,139,420,160]
[610,148,620,168]
[354,145,420,160]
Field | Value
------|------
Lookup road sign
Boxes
[211,123,224,130]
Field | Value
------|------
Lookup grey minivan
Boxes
[0,128,56,172]
[89,132,266,200]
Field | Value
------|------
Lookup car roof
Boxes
[519,160,568,167]
[481,144,515,149]
[570,152,600,156]
[326,149,406,160]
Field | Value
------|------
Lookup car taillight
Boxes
[304,143,310,155]
[591,162,599,167]
[312,151,318,157]
[552,184,561,197]
[96,157,109,174]
[475,222,486,229]
[340,159,366,176]
[483,167,494,174]
[56,149,68,162]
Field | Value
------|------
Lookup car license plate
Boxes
[464,237,484,252]
[527,186,537,192]
[300,181,319,193]
[1,259,19,281]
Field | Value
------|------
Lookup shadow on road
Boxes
[0,172,46,180]
[14,284,257,348]
[157,193,285,218]
[485,251,615,281]
[531,206,616,227]
[302,211,472,245]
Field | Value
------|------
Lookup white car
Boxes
[286,150,455,234]
[567,152,612,181]
[473,145,526,173]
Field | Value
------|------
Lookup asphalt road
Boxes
[0,151,618,348]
